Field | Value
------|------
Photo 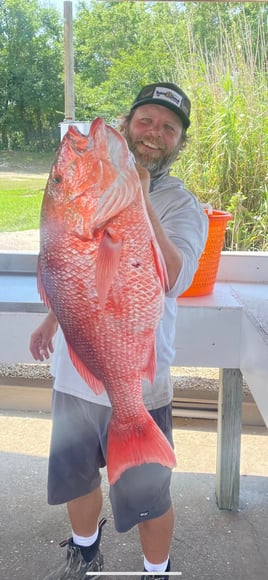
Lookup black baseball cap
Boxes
[131,82,191,129]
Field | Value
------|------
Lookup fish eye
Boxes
[53,175,61,184]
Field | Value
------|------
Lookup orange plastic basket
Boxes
[180,209,233,297]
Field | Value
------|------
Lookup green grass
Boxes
[0,176,47,232]
[0,150,54,232]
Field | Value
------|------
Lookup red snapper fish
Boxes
[38,117,176,484]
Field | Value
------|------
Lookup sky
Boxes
[41,1,82,16]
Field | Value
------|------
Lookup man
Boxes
[30,82,208,580]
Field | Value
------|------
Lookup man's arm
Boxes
[144,200,183,290]
[136,164,183,290]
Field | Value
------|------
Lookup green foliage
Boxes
[0,0,64,150]
[166,4,268,251]
[0,0,267,250]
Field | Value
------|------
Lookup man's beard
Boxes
[124,127,181,175]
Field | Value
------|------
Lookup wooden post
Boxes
[64,1,75,121]
[216,368,243,510]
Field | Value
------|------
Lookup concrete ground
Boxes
[1,410,268,580]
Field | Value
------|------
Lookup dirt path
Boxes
[0,229,40,252]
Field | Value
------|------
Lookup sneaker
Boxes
[141,558,171,580]
[43,518,106,580]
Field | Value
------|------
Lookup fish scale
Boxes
[38,117,176,484]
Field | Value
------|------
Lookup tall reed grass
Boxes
[171,12,267,251]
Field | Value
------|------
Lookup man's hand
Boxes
[29,310,58,361]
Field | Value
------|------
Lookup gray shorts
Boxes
[48,390,174,532]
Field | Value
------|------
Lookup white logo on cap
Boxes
[153,87,183,109]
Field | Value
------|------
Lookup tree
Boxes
[0,0,64,150]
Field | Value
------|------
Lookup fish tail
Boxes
[107,410,176,485]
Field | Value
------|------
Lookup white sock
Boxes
[72,527,98,547]
[144,556,169,573]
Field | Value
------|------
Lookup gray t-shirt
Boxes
[51,170,208,409]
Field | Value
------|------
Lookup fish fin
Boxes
[96,229,123,309]
[151,239,169,292]
[107,409,176,485]
[67,343,106,395]
[92,176,136,229]
[37,256,52,310]
[142,339,157,385]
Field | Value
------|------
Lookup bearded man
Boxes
[30,82,208,580]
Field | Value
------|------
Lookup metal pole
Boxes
[64,1,75,121]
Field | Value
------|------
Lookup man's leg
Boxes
[110,404,174,577]
[67,487,103,536]
[138,505,174,564]
[44,394,109,579]
[43,489,105,580]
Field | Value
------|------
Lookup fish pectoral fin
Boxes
[96,229,123,309]
[106,410,177,485]
[92,170,137,230]
[67,344,105,395]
